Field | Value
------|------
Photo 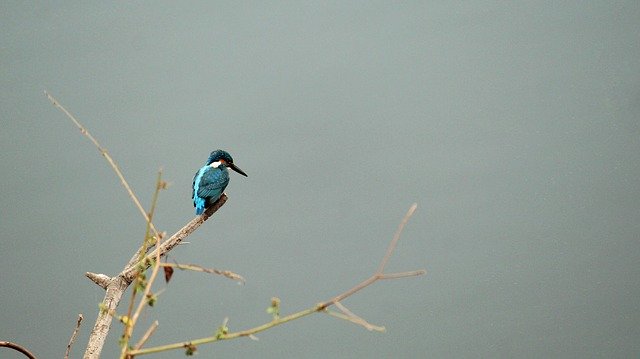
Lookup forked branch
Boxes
[45,92,231,359]
[82,196,227,359]
[127,203,425,357]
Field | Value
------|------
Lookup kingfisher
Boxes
[192,149,247,215]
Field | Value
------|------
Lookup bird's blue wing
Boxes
[196,166,229,202]
[192,167,207,214]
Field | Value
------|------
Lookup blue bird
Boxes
[192,149,247,215]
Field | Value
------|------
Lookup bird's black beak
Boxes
[228,162,248,177]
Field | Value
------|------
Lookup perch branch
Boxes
[121,195,227,282]
[83,196,227,359]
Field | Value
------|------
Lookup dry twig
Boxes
[160,262,246,284]
[0,341,37,359]
[64,314,84,359]
[331,301,384,332]
[132,321,159,351]
[44,91,160,240]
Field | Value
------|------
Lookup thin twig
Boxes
[161,262,246,284]
[379,270,426,279]
[44,91,160,240]
[319,204,419,308]
[133,321,159,351]
[127,203,425,357]
[0,341,37,359]
[377,203,417,274]
[333,301,385,332]
[64,314,84,359]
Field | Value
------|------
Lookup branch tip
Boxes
[86,272,110,289]
[377,203,418,274]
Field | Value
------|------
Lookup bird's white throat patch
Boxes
[209,161,222,168]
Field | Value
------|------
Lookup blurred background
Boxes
[1,2,639,358]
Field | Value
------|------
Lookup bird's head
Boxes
[206,149,248,177]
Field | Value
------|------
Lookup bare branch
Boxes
[0,341,37,359]
[65,314,84,359]
[128,203,425,357]
[83,196,227,359]
[84,276,129,358]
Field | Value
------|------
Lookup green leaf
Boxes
[134,280,146,294]
[146,258,156,268]
[147,293,157,307]
[215,324,228,339]
[98,301,108,314]
[118,334,127,348]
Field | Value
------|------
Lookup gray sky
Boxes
[1,2,639,358]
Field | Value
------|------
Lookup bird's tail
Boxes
[194,196,206,215]
[195,205,204,215]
